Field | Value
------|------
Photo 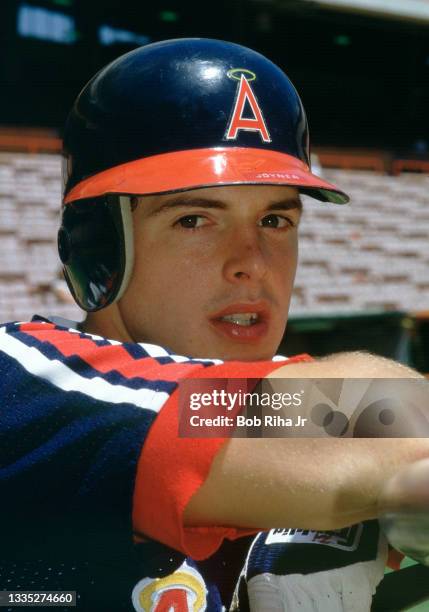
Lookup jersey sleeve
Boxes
[0,319,312,563]
[133,355,313,561]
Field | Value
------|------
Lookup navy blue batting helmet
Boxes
[58,38,349,311]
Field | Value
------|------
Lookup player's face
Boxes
[118,185,301,360]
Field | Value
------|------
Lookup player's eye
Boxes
[259,214,295,229]
[176,215,206,229]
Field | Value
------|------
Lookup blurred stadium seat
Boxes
[0,150,83,324]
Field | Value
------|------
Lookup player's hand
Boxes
[378,457,429,566]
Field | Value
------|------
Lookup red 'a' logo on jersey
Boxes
[225,73,271,143]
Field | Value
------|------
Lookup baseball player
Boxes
[1,38,428,611]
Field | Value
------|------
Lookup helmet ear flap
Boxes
[58,195,134,312]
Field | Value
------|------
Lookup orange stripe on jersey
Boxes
[21,328,216,382]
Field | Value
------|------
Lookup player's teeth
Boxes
[220,313,258,326]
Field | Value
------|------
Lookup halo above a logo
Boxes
[227,68,257,82]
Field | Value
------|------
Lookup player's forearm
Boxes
[185,352,427,529]
[185,437,429,530]
[268,350,424,380]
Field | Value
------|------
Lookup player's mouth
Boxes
[209,303,270,342]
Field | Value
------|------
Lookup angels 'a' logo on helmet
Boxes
[225,69,271,143]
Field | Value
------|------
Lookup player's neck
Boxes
[81,305,134,343]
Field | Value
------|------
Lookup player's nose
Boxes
[222,226,268,284]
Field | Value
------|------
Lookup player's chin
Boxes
[212,337,278,362]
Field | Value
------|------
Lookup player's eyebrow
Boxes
[266,198,303,214]
[146,195,303,217]
[148,197,228,216]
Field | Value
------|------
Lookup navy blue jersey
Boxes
[0,316,312,611]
